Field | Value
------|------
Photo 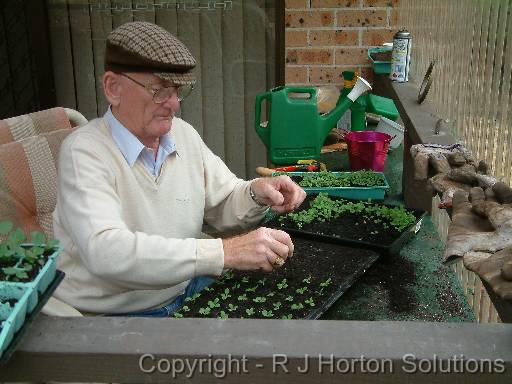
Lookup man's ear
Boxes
[103,71,122,106]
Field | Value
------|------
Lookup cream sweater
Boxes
[53,117,267,314]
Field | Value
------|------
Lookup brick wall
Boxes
[285,0,400,87]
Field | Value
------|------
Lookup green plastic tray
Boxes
[368,46,392,75]
[273,171,390,200]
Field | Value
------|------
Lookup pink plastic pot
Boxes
[345,131,392,172]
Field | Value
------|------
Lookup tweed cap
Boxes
[105,21,196,86]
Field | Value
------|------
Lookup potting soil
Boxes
[174,237,379,320]
[322,215,476,322]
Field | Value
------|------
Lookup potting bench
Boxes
[0,78,511,383]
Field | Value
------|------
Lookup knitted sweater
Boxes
[53,117,267,314]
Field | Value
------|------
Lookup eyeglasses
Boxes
[119,73,193,103]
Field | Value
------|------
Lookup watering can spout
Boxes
[321,76,372,135]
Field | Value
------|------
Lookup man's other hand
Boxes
[250,175,306,214]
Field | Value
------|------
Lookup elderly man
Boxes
[53,21,305,316]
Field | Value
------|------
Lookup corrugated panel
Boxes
[46,0,274,178]
[400,0,512,185]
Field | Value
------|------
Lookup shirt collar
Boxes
[105,106,177,167]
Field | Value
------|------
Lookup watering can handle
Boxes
[285,87,316,99]
[254,92,271,146]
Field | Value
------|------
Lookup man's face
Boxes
[115,72,180,145]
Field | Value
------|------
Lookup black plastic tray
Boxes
[0,271,65,366]
[174,237,380,320]
[267,195,426,255]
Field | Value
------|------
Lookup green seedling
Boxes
[245,286,258,293]
[246,308,255,316]
[218,311,229,319]
[296,287,307,295]
[291,303,304,310]
[198,307,211,315]
[208,298,220,309]
[273,302,282,311]
[267,292,275,297]
[173,312,183,318]
[227,303,238,312]
[237,294,248,301]
[277,278,288,290]
[220,288,231,300]
[241,276,250,283]
[262,310,274,318]
[302,276,312,284]
[304,297,315,307]
[184,293,201,302]
[257,278,267,286]
[181,305,190,312]
[281,314,293,320]
[253,296,266,303]
[285,295,294,302]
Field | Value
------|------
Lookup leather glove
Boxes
[410,142,475,180]
[444,182,512,300]
[410,142,496,208]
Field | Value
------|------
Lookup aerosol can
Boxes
[390,29,412,82]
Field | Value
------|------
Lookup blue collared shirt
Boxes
[105,107,177,177]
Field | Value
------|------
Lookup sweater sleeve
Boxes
[200,139,269,232]
[56,133,224,290]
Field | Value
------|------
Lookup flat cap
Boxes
[105,21,196,86]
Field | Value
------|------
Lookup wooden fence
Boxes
[399,0,512,185]
[46,0,279,178]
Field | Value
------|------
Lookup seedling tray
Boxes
[173,237,379,320]
[0,271,64,364]
[273,171,389,200]
[267,194,425,255]
[0,245,63,313]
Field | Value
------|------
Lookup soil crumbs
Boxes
[322,215,476,322]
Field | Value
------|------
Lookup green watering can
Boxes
[255,77,372,165]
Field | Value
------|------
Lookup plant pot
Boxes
[0,286,31,357]
[0,245,63,313]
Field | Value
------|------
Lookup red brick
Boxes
[363,0,399,7]
[285,11,334,28]
[311,0,359,7]
[286,66,309,84]
[310,30,358,46]
[287,49,334,65]
[335,48,370,65]
[310,67,346,84]
[337,10,387,27]
[285,0,309,8]
[286,30,309,47]
[362,29,395,45]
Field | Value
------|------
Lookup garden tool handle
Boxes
[254,92,271,146]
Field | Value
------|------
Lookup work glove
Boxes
[410,142,496,208]
[444,182,512,300]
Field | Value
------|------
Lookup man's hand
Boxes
[222,227,294,272]
[250,175,306,214]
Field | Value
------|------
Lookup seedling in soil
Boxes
[273,302,282,311]
[237,294,248,301]
[174,312,183,318]
[257,278,267,286]
[302,276,312,284]
[285,295,294,302]
[281,314,293,320]
[208,298,220,309]
[246,308,255,316]
[277,278,288,289]
[262,310,274,318]
[204,287,213,292]
[220,288,231,300]
[233,283,241,289]
[181,305,190,312]
[218,311,229,319]
[253,296,266,303]
[267,292,275,297]
[245,286,257,293]
[296,287,307,295]
[291,303,304,310]
[241,276,249,283]
[227,304,238,312]
[199,307,211,315]
[184,293,201,302]
[304,297,315,307]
